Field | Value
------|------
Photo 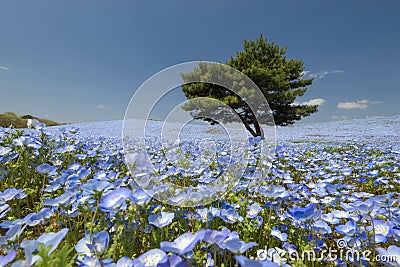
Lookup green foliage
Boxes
[181,34,318,137]
[0,111,62,128]
[34,243,75,267]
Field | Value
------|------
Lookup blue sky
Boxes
[0,1,399,124]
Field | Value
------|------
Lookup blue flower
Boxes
[132,188,152,205]
[202,228,230,244]
[0,188,27,202]
[160,230,204,255]
[0,146,12,157]
[148,211,174,229]
[168,254,189,267]
[287,203,318,222]
[313,220,332,235]
[76,256,100,267]
[137,249,168,267]
[219,208,243,223]
[218,236,257,254]
[366,220,394,244]
[196,208,214,223]
[115,256,134,267]
[81,180,114,197]
[271,227,288,242]
[75,231,109,256]
[321,212,340,225]
[335,220,358,236]
[375,245,400,266]
[234,255,278,267]
[36,163,58,176]
[42,192,74,207]
[99,188,132,212]
[14,228,68,266]
[331,209,352,219]
[0,250,16,267]
[247,203,262,219]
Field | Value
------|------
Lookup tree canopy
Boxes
[181,34,318,138]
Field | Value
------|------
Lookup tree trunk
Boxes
[231,109,264,139]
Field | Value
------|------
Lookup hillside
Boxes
[0,111,62,128]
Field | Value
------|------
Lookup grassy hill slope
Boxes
[0,112,63,128]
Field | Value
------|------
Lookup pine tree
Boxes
[181,34,318,138]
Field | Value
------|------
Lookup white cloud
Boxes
[357,99,369,104]
[337,101,368,110]
[308,71,329,79]
[303,69,344,80]
[97,104,113,110]
[300,71,310,77]
[292,98,325,106]
[0,66,9,71]
[332,70,345,74]
[337,99,384,110]
[332,115,348,119]
[301,98,325,106]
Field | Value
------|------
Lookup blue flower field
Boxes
[0,116,399,266]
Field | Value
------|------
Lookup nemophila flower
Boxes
[271,227,288,242]
[13,136,42,149]
[75,231,109,256]
[36,163,58,176]
[335,220,358,236]
[205,253,214,267]
[219,208,243,223]
[203,227,230,244]
[81,180,114,197]
[13,228,68,266]
[5,224,26,242]
[235,255,279,267]
[24,208,55,226]
[36,228,69,253]
[196,208,215,223]
[148,211,174,229]
[283,242,297,256]
[0,188,27,202]
[341,168,353,176]
[76,256,100,267]
[0,150,18,163]
[267,247,289,266]
[99,188,132,213]
[321,212,340,225]
[0,204,10,219]
[132,188,152,205]
[367,220,394,243]
[247,203,262,219]
[347,199,375,214]
[43,191,74,206]
[253,216,263,229]
[0,146,12,156]
[287,203,319,222]
[167,254,190,267]
[115,256,134,267]
[312,220,332,235]
[218,236,257,254]
[137,249,168,267]
[331,209,352,219]
[160,230,204,255]
[376,246,400,266]
[0,250,16,267]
